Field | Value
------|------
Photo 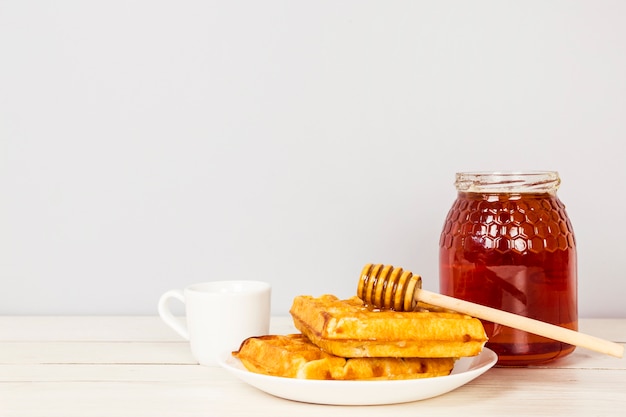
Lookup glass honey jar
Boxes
[439,171,578,366]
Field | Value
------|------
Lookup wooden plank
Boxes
[1,317,624,417]
[0,316,177,342]
[0,364,223,382]
[2,340,623,369]
[0,342,196,365]
[1,368,624,417]
[464,367,626,414]
[0,316,298,342]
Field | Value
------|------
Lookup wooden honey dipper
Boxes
[357,263,624,358]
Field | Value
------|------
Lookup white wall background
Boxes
[1,1,625,317]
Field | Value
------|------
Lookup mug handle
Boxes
[158,289,190,340]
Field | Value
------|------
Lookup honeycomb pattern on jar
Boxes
[439,194,576,254]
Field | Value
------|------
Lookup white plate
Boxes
[218,348,497,405]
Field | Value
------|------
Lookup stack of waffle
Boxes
[233,294,487,380]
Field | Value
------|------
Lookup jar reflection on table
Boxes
[439,172,578,366]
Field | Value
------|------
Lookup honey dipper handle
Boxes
[415,289,624,358]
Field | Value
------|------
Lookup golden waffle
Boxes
[233,334,456,380]
[290,294,487,358]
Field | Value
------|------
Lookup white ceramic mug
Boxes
[158,280,271,366]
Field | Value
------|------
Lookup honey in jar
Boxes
[439,172,578,366]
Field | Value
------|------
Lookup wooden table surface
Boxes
[1,316,624,416]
